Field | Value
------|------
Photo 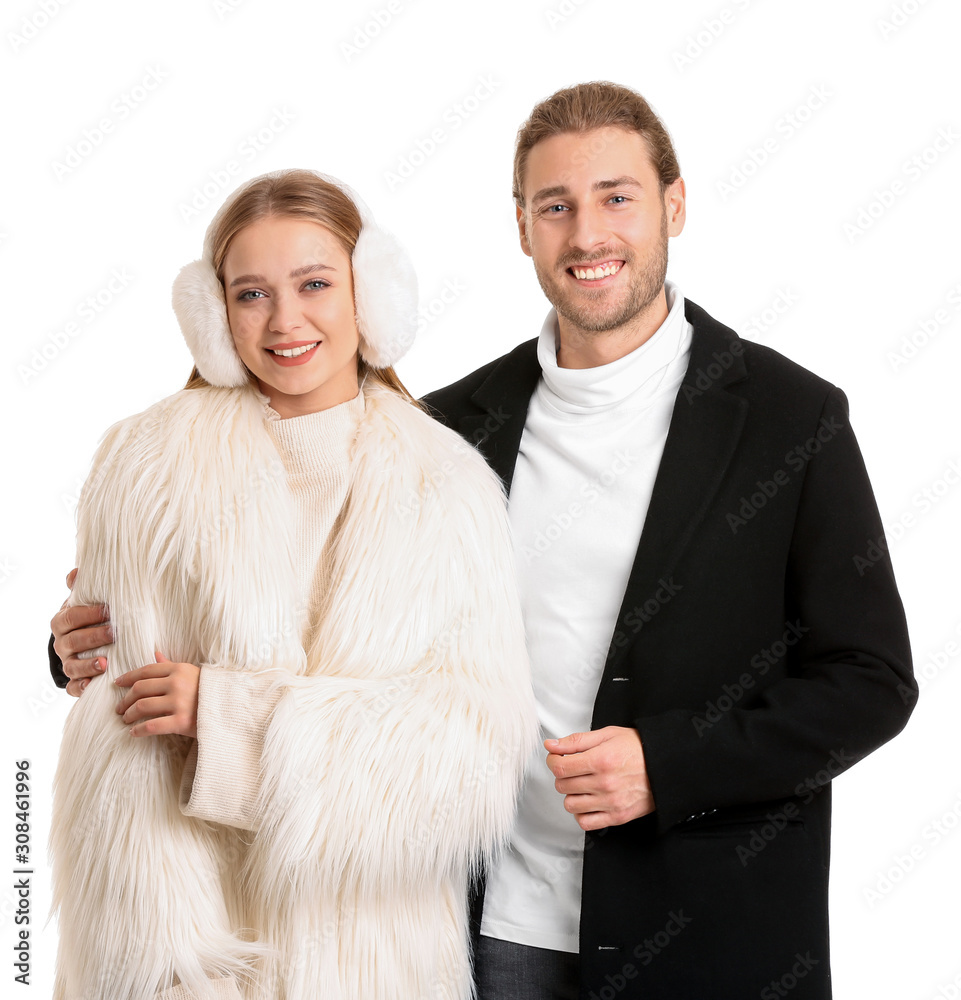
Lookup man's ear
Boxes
[664,177,687,237]
[516,203,533,258]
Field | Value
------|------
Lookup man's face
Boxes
[517,127,685,337]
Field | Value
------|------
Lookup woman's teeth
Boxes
[571,263,621,281]
[269,342,318,357]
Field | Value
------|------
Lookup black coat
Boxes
[421,298,916,1000]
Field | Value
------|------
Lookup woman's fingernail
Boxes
[80,679,88,691]
[97,658,106,671]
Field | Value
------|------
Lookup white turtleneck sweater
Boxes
[480,282,693,954]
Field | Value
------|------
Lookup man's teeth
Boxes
[269,343,318,357]
[571,262,622,281]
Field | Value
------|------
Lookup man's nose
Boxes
[568,204,611,253]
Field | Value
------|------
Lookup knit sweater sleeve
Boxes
[179,669,282,830]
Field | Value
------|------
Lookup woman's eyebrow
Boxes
[229,263,336,288]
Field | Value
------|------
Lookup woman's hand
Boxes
[114,652,200,738]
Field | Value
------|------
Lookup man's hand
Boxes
[51,568,112,698]
[114,653,200,738]
[545,726,654,831]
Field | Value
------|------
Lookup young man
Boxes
[52,83,915,999]
[420,82,915,999]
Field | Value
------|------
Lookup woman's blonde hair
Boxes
[183,169,419,405]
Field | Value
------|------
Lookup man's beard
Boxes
[532,206,668,335]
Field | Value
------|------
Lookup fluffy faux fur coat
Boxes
[50,381,536,1000]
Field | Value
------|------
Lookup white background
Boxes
[3,0,960,997]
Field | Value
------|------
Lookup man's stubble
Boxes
[531,203,669,341]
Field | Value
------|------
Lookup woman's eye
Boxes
[238,289,265,301]
[304,279,329,290]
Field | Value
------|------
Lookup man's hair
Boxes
[512,81,681,206]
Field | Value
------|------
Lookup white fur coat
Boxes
[50,382,536,1000]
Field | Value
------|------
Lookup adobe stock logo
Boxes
[853,459,961,575]
[177,108,296,222]
[543,0,591,29]
[586,911,693,1000]
[7,0,71,53]
[760,952,820,999]
[672,0,759,73]
[843,126,959,243]
[863,791,961,907]
[51,67,169,180]
[18,268,134,385]
[340,1,408,62]
[726,416,844,534]
[716,87,831,202]
[739,287,799,340]
[680,341,745,403]
[887,280,961,372]
[383,76,500,191]
[877,0,933,39]
[691,621,809,737]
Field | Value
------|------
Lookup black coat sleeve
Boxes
[49,633,69,688]
[636,387,917,833]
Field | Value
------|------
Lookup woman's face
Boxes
[223,215,360,417]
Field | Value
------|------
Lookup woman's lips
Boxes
[266,341,320,366]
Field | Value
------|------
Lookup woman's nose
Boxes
[268,292,304,334]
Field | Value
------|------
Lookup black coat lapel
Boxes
[456,338,541,493]
[594,300,750,695]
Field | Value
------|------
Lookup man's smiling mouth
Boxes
[567,260,624,281]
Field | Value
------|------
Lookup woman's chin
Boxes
[257,375,359,416]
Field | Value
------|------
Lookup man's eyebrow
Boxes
[593,175,643,191]
[531,185,569,206]
[530,176,644,206]
[228,263,336,288]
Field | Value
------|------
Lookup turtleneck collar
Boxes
[261,389,366,476]
[535,281,691,416]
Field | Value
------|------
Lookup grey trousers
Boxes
[474,934,580,1000]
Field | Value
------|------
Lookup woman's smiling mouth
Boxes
[266,340,321,364]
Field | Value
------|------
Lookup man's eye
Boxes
[545,204,568,214]
[609,195,628,204]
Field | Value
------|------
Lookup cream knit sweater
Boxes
[262,388,366,642]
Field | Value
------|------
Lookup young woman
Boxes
[49,169,536,1000]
